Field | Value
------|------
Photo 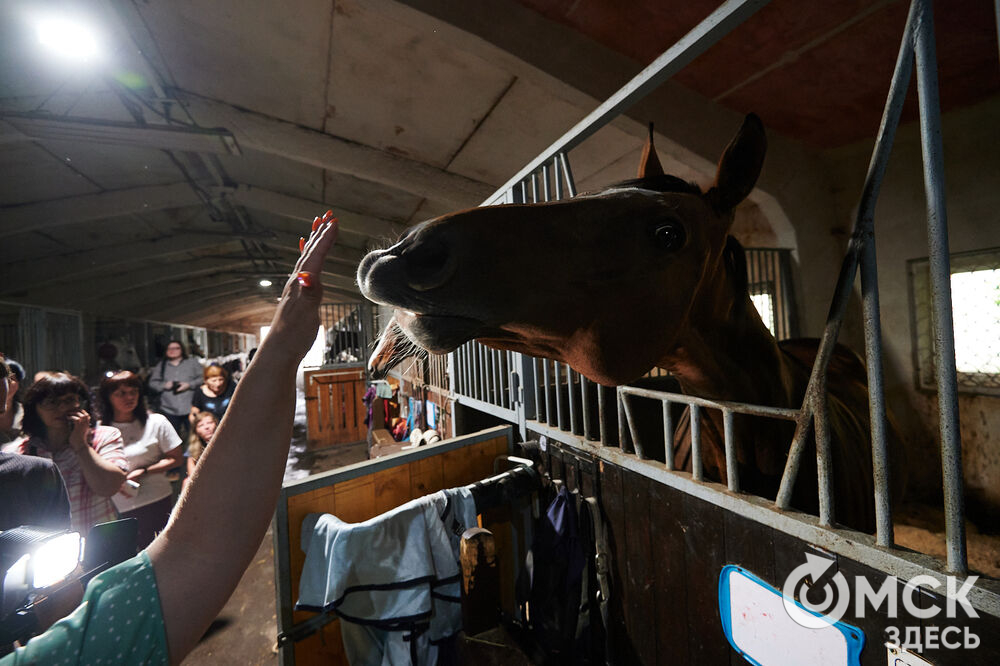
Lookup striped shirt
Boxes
[5,426,127,535]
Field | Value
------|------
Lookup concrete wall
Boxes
[820,95,1000,513]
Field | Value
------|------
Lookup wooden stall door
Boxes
[304,367,367,450]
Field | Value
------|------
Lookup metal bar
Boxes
[815,389,835,526]
[541,164,551,202]
[542,359,552,426]
[617,388,631,454]
[861,197,895,547]
[464,344,472,397]
[559,151,577,197]
[662,399,675,470]
[618,385,800,421]
[775,0,917,510]
[532,358,542,422]
[554,156,564,201]
[723,408,739,492]
[581,375,594,441]
[567,367,578,433]
[690,404,703,482]
[492,349,502,405]
[506,351,514,409]
[914,0,966,575]
[479,344,487,401]
[573,370,584,435]
[622,393,647,459]
[482,0,772,205]
[598,383,610,446]
[554,362,566,430]
[530,172,539,203]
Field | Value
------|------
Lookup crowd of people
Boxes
[0,345,238,544]
[0,210,339,664]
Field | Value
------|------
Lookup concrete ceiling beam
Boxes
[218,184,408,244]
[177,91,494,208]
[0,183,203,239]
[31,258,259,306]
[1,235,245,297]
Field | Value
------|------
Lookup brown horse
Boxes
[358,115,901,533]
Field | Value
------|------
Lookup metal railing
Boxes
[441,0,981,588]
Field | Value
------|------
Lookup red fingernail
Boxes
[324,209,334,220]
[312,216,321,232]
[296,272,314,288]
[299,237,305,252]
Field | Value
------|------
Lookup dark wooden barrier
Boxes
[538,440,1000,666]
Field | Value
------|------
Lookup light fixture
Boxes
[1,527,81,621]
[259,279,273,287]
[33,14,103,63]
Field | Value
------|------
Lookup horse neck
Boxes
[660,282,796,409]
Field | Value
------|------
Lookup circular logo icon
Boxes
[782,554,851,628]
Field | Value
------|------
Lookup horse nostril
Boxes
[403,238,455,292]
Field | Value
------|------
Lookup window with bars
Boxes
[745,248,798,340]
[909,247,1000,395]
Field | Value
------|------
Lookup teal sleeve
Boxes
[1,550,168,665]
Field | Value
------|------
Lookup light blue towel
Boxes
[297,487,478,665]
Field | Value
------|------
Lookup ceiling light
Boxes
[259,279,273,287]
[34,14,103,63]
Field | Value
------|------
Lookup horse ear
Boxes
[637,122,664,179]
[707,113,766,212]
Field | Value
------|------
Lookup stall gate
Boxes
[436,0,1000,663]
[303,366,368,450]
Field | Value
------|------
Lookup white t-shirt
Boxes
[110,413,182,513]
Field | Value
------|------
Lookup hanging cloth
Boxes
[297,487,478,665]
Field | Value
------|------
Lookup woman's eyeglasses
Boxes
[40,395,82,410]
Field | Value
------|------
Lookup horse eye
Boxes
[652,221,686,250]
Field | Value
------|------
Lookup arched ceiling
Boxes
[1,0,997,333]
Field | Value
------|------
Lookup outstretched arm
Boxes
[146,213,338,663]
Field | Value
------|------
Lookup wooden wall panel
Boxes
[649,481,690,666]
[623,475,656,665]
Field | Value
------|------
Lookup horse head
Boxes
[359,114,767,385]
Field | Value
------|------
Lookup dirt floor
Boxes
[184,396,368,665]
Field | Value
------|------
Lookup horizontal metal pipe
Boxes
[618,385,800,421]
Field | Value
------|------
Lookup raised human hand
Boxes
[263,210,339,364]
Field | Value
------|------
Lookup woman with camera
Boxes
[147,340,203,442]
